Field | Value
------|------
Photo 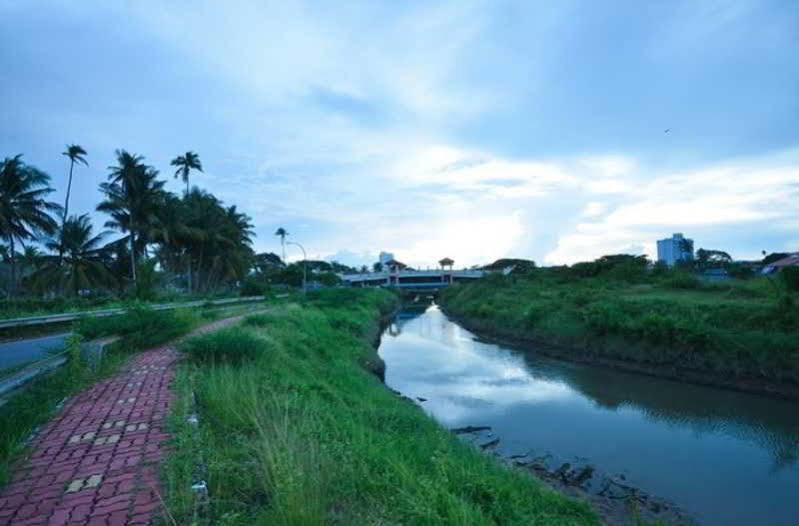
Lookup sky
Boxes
[1,0,798,268]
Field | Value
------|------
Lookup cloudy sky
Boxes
[2,0,797,268]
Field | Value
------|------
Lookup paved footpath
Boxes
[0,316,247,525]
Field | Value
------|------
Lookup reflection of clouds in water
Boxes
[382,316,575,426]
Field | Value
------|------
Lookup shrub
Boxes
[76,304,194,350]
[240,277,270,297]
[662,272,702,289]
[582,302,628,334]
[728,263,755,280]
[781,267,799,292]
[180,327,264,364]
[244,313,276,327]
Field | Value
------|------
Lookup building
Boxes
[761,253,799,275]
[657,233,694,266]
[378,251,395,266]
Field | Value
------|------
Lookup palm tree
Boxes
[98,150,165,284]
[170,151,203,195]
[150,193,202,292]
[33,214,115,296]
[275,227,288,262]
[0,155,61,297]
[61,144,88,228]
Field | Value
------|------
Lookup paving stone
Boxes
[65,479,84,493]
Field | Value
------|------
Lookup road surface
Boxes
[0,333,69,369]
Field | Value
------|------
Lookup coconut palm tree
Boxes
[61,145,88,228]
[0,155,61,297]
[275,227,288,262]
[98,150,165,284]
[33,214,115,296]
[170,151,203,195]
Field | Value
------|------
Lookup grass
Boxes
[438,268,799,385]
[161,288,596,525]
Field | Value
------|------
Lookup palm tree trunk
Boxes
[186,253,192,293]
[129,231,137,284]
[8,236,16,298]
[186,176,189,196]
[60,159,75,263]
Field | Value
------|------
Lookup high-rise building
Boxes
[378,251,395,265]
[657,233,694,266]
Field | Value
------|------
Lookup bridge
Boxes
[339,268,485,289]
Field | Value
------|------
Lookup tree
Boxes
[170,151,203,195]
[275,227,288,262]
[98,150,165,285]
[0,155,61,297]
[60,144,88,259]
[373,262,383,273]
[33,214,115,296]
[695,248,732,271]
[158,189,254,293]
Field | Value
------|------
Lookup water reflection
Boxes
[378,305,799,526]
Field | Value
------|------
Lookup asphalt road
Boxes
[0,333,70,369]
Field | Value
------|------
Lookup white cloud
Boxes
[581,202,607,218]
[545,153,799,264]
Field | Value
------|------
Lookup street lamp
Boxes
[287,241,307,294]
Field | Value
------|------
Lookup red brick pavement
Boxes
[0,313,252,526]
[0,346,177,525]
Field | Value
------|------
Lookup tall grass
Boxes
[439,271,799,384]
[162,289,595,525]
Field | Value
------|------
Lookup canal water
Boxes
[378,305,799,526]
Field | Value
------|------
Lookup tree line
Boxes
[0,146,256,298]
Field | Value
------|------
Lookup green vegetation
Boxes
[439,260,799,388]
[180,326,263,364]
[161,289,596,525]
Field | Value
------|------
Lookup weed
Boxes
[180,327,265,365]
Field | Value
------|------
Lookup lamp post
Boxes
[287,241,307,294]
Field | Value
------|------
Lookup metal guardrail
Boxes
[0,336,120,405]
[0,296,265,330]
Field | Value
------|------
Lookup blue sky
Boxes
[2,0,797,268]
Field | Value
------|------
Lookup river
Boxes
[377,304,799,526]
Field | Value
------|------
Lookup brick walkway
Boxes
[0,315,250,525]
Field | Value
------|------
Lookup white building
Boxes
[378,251,395,265]
[657,233,694,266]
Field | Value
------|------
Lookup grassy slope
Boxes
[162,289,596,525]
[438,272,799,389]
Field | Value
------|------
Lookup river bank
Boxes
[437,273,799,400]
[160,289,599,525]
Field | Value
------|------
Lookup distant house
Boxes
[761,253,799,275]
[657,233,694,266]
[702,268,730,281]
